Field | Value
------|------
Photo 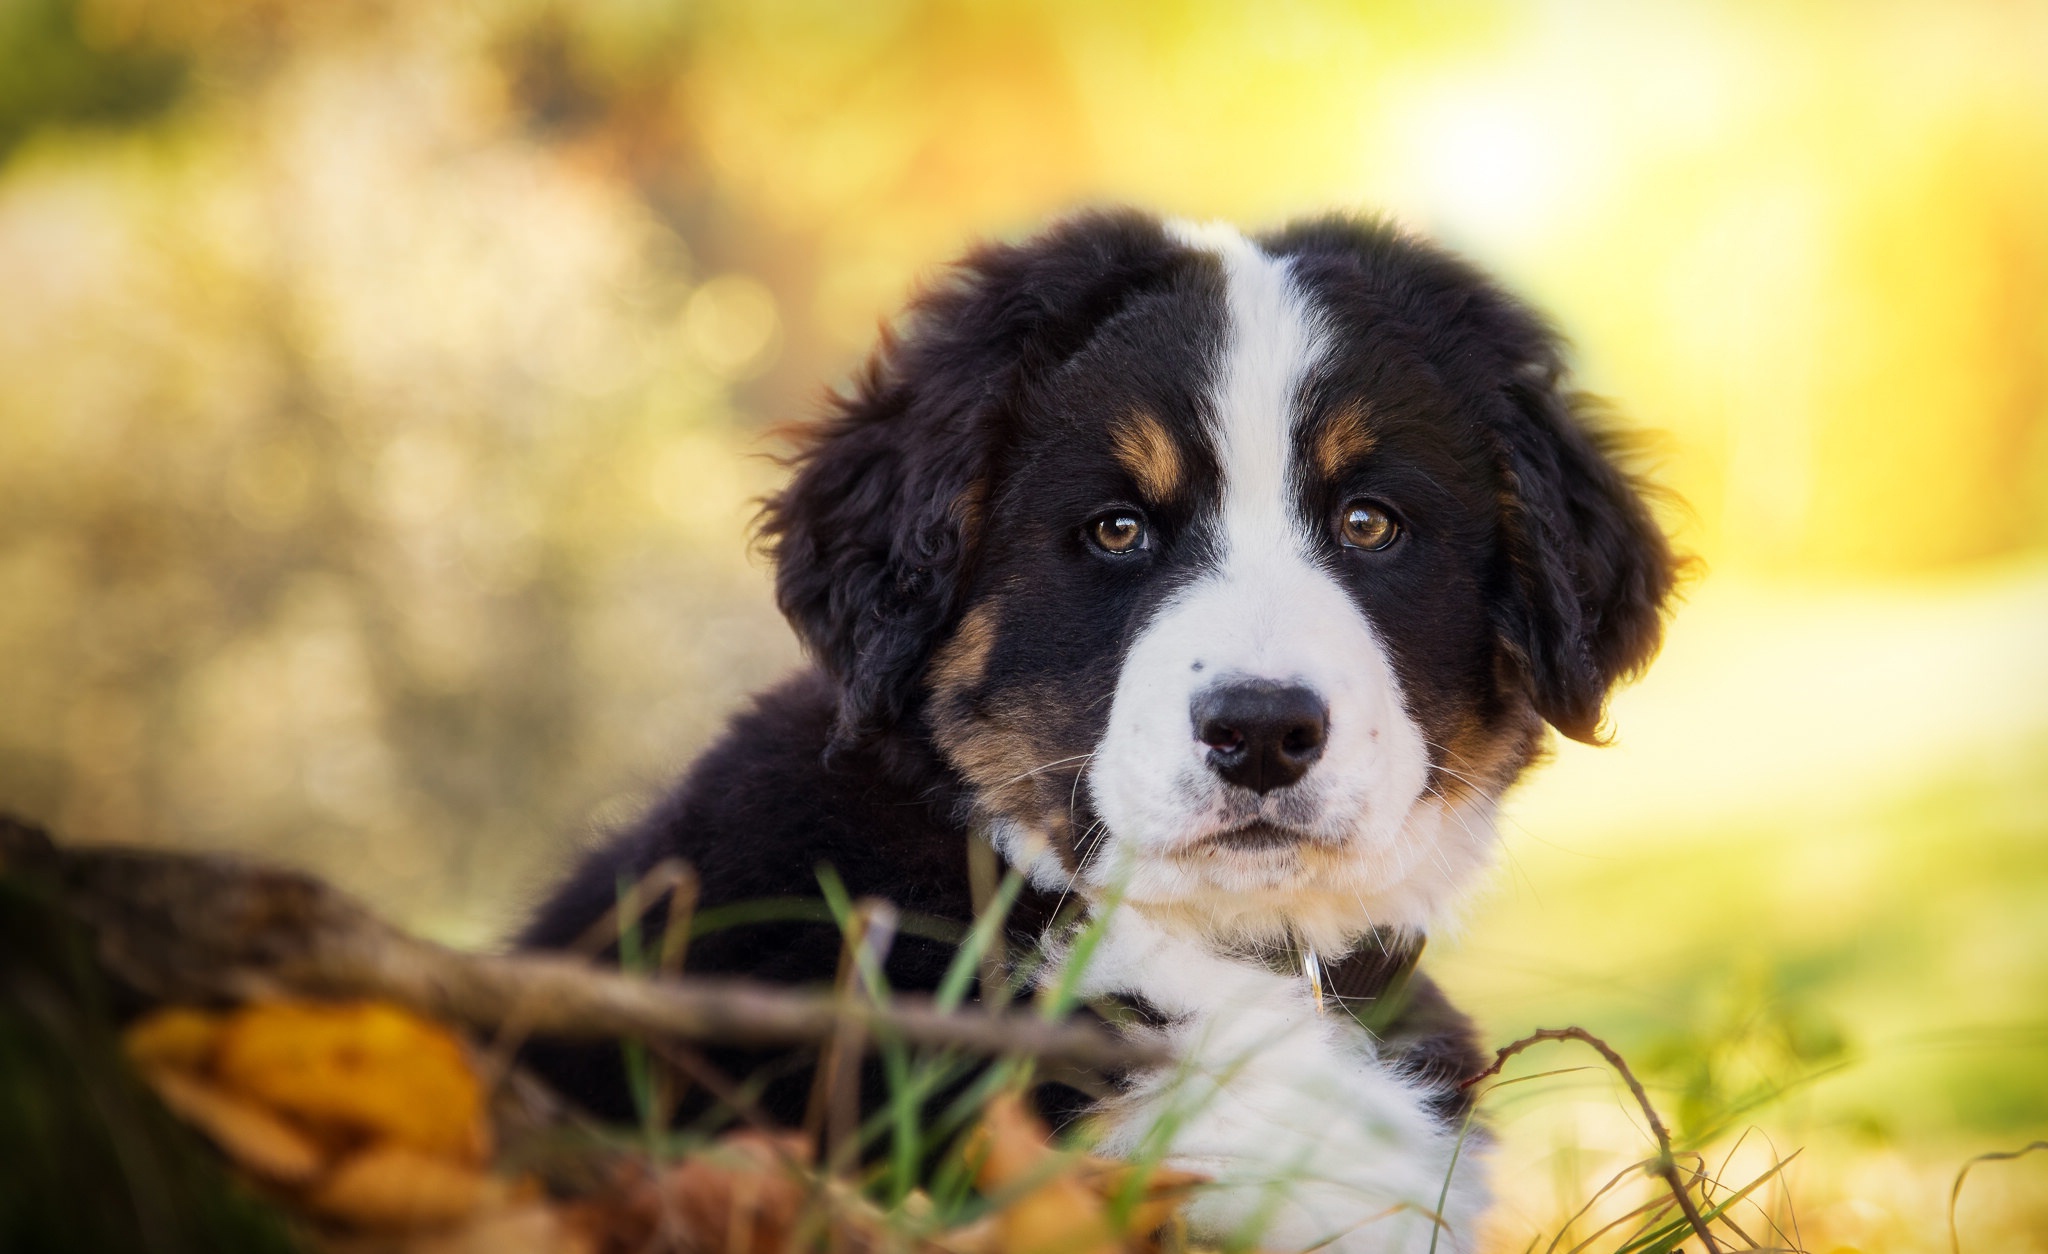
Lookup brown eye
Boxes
[1337,500,1399,551]
[1089,511,1148,554]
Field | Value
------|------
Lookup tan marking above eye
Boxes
[1110,410,1184,501]
[1337,500,1399,550]
[1314,401,1378,480]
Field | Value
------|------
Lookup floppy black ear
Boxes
[759,210,1180,757]
[1493,359,1677,744]
[1262,213,1674,743]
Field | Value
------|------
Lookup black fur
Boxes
[521,671,1063,1127]
[519,209,1676,1137]
[758,210,1191,761]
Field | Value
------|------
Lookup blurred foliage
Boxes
[1441,732,2048,1249]
[1639,961,1851,1149]
[1452,731,2048,1134]
[0,0,804,934]
[0,7,2044,1244]
[0,0,184,161]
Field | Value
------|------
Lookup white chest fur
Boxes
[1056,909,1489,1254]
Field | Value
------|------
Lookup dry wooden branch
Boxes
[1462,1025,1724,1254]
[0,816,1164,1074]
[1950,1140,2048,1254]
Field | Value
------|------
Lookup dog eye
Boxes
[1336,500,1399,551]
[1088,511,1149,555]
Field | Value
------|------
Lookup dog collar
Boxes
[1069,928,1430,1088]
[1258,929,1426,1037]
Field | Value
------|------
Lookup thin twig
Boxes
[649,865,702,1132]
[480,858,692,1089]
[644,1040,775,1136]
[0,819,1164,1074]
[1949,1140,2048,1254]
[1463,1026,1724,1254]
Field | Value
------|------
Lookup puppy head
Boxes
[762,211,1675,945]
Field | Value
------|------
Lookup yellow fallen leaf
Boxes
[407,1201,597,1254]
[142,1065,327,1185]
[304,1144,490,1230]
[125,1006,225,1073]
[213,1001,488,1161]
[1000,1177,1125,1254]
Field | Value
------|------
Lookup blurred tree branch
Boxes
[0,815,1161,1074]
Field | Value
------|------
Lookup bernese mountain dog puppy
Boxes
[521,210,1675,1252]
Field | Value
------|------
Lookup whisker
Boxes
[1066,751,1098,822]
[1418,782,1501,897]
[1047,818,1108,926]
[1418,736,1563,850]
[994,751,1098,789]
[1421,780,1484,849]
[1416,741,1496,794]
[1345,887,1387,955]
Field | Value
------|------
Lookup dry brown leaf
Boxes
[581,1131,816,1254]
[970,1094,1211,1254]
[126,999,1201,1254]
[923,1212,1002,1254]
[972,1094,1125,1254]
[213,1001,490,1161]
[304,1144,492,1230]
[142,1064,328,1184]
[1076,1160,1210,1242]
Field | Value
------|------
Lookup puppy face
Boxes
[764,211,1673,946]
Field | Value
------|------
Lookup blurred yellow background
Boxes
[1,1,2043,1248]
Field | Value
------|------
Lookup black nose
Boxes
[1192,681,1329,794]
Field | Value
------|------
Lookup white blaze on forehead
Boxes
[1165,220,1328,559]
[1078,220,1464,940]
[1160,220,1348,689]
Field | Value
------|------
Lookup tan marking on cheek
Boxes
[1429,701,1544,808]
[927,600,1000,705]
[1314,401,1378,481]
[928,610,1088,873]
[1110,410,1184,502]
[933,701,1085,872]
